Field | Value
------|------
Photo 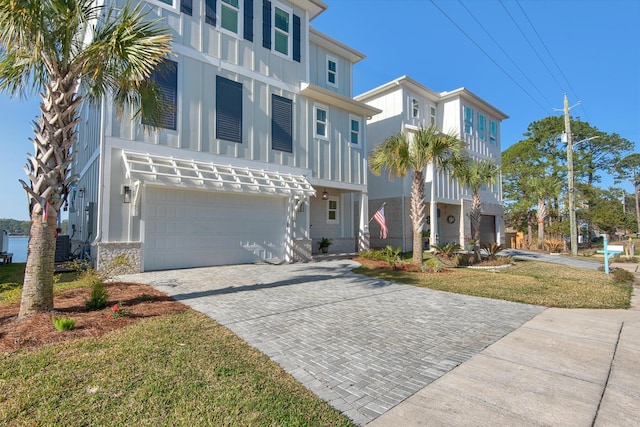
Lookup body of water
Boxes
[7,236,28,263]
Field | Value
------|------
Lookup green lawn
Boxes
[0,310,353,426]
[354,258,632,309]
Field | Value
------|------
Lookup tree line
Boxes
[502,115,639,248]
[0,219,31,235]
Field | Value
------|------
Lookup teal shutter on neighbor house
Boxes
[216,76,243,143]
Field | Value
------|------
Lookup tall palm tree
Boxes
[369,125,465,266]
[0,0,172,317]
[527,176,561,248]
[454,158,500,256]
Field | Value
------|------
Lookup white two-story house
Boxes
[356,76,508,252]
[69,0,380,272]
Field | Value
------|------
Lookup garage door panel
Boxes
[144,187,286,271]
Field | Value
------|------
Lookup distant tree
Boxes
[454,158,500,256]
[369,125,465,266]
[0,0,172,317]
[614,153,640,233]
[526,176,561,248]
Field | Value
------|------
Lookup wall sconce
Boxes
[123,185,131,203]
[298,202,305,213]
[322,189,329,200]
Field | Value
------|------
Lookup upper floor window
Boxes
[274,6,291,56]
[430,106,436,126]
[350,116,360,145]
[478,113,486,140]
[314,104,328,139]
[327,56,338,87]
[490,120,497,144]
[463,106,473,134]
[143,60,178,131]
[220,0,241,34]
[412,98,419,118]
[272,94,293,152]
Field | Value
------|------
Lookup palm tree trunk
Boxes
[635,180,640,234]
[537,198,546,248]
[410,170,427,266]
[19,208,58,316]
[527,210,533,249]
[471,193,482,258]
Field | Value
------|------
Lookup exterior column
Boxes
[358,192,370,252]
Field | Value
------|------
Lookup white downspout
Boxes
[93,96,107,268]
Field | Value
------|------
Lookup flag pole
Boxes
[368,202,386,224]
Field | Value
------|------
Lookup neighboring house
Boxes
[356,76,508,252]
[69,0,380,272]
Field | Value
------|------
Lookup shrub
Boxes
[612,269,635,284]
[107,302,131,320]
[85,279,108,310]
[454,253,472,266]
[482,242,504,260]
[424,258,444,273]
[51,316,76,331]
[380,246,402,267]
[432,242,461,258]
[544,238,565,253]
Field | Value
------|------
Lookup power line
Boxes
[457,0,553,109]
[515,0,591,123]
[498,0,565,94]
[429,0,549,113]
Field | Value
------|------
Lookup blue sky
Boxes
[1,0,638,220]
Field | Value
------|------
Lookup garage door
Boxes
[479,215,497,245]
[143,187,287,271]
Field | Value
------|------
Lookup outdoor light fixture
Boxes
[123,186,132,203]
[322,189,329,200]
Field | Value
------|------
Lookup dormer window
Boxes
[412,98,419,118]
[327,56,338,87]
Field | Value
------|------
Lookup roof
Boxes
[309,28,366,64]
[301,83,382,117]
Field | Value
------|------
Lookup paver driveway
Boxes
[120,260,544,425]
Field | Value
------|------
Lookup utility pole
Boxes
[563,94,578,256]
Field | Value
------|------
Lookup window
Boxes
[216,76,243,143]
[274,6,290,56]
[220,0,240,34]
[412,98,419,118]
[143,60,178,131]
[490,120,497,144]
[478,113,486,140]
[314,104,328,139]
[327,56,337,87]
[464,106,473,134]
[350,116,360,145]
[272,94,293,152]
[327,198,338,223]
[430,106,436,126]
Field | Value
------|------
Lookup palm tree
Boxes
[454,158,500,256]
[527,176,561,248]
[369,125,465,266]
[0,0,172,318]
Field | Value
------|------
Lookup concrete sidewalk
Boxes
[367,308,640,426]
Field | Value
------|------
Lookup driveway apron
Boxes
[120,260,544,425]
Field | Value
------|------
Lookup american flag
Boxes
[373,205,388,239]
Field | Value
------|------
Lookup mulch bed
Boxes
[0,282,189,352]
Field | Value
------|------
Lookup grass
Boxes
[354,258,632,309]
[0,310,354,426]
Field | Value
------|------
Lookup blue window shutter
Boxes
[272,94,293,152]
[216,76,243,143]
[143,60,178,131]
[180,0,192,15]
[244,0,254,41]
[206,0,217,26]
[293,14,301,62]
[262,0,271,49]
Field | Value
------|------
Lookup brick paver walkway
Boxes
[120,260,544,425]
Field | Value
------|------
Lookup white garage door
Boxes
[143,187,287,271]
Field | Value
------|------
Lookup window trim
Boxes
[490,120,497,144]
[327,55,338,88]
[411,98,419,119]
[349,115,361,146]
[314,103,328,140]
[272,3,293,59]
[148,0,178,11]
[430,106,436,126]
[327,197,339,224]
[218,0,243,37]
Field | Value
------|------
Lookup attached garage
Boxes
[122,151,315,271]
[143,187,287,270]
[479,214,497,245]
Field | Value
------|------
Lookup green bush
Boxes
[85,279,108,310]
[432,242,461,258]
[612,269,635,284]
[454,253,472,266]
[51,316,76,331]
[425,258,444,273]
